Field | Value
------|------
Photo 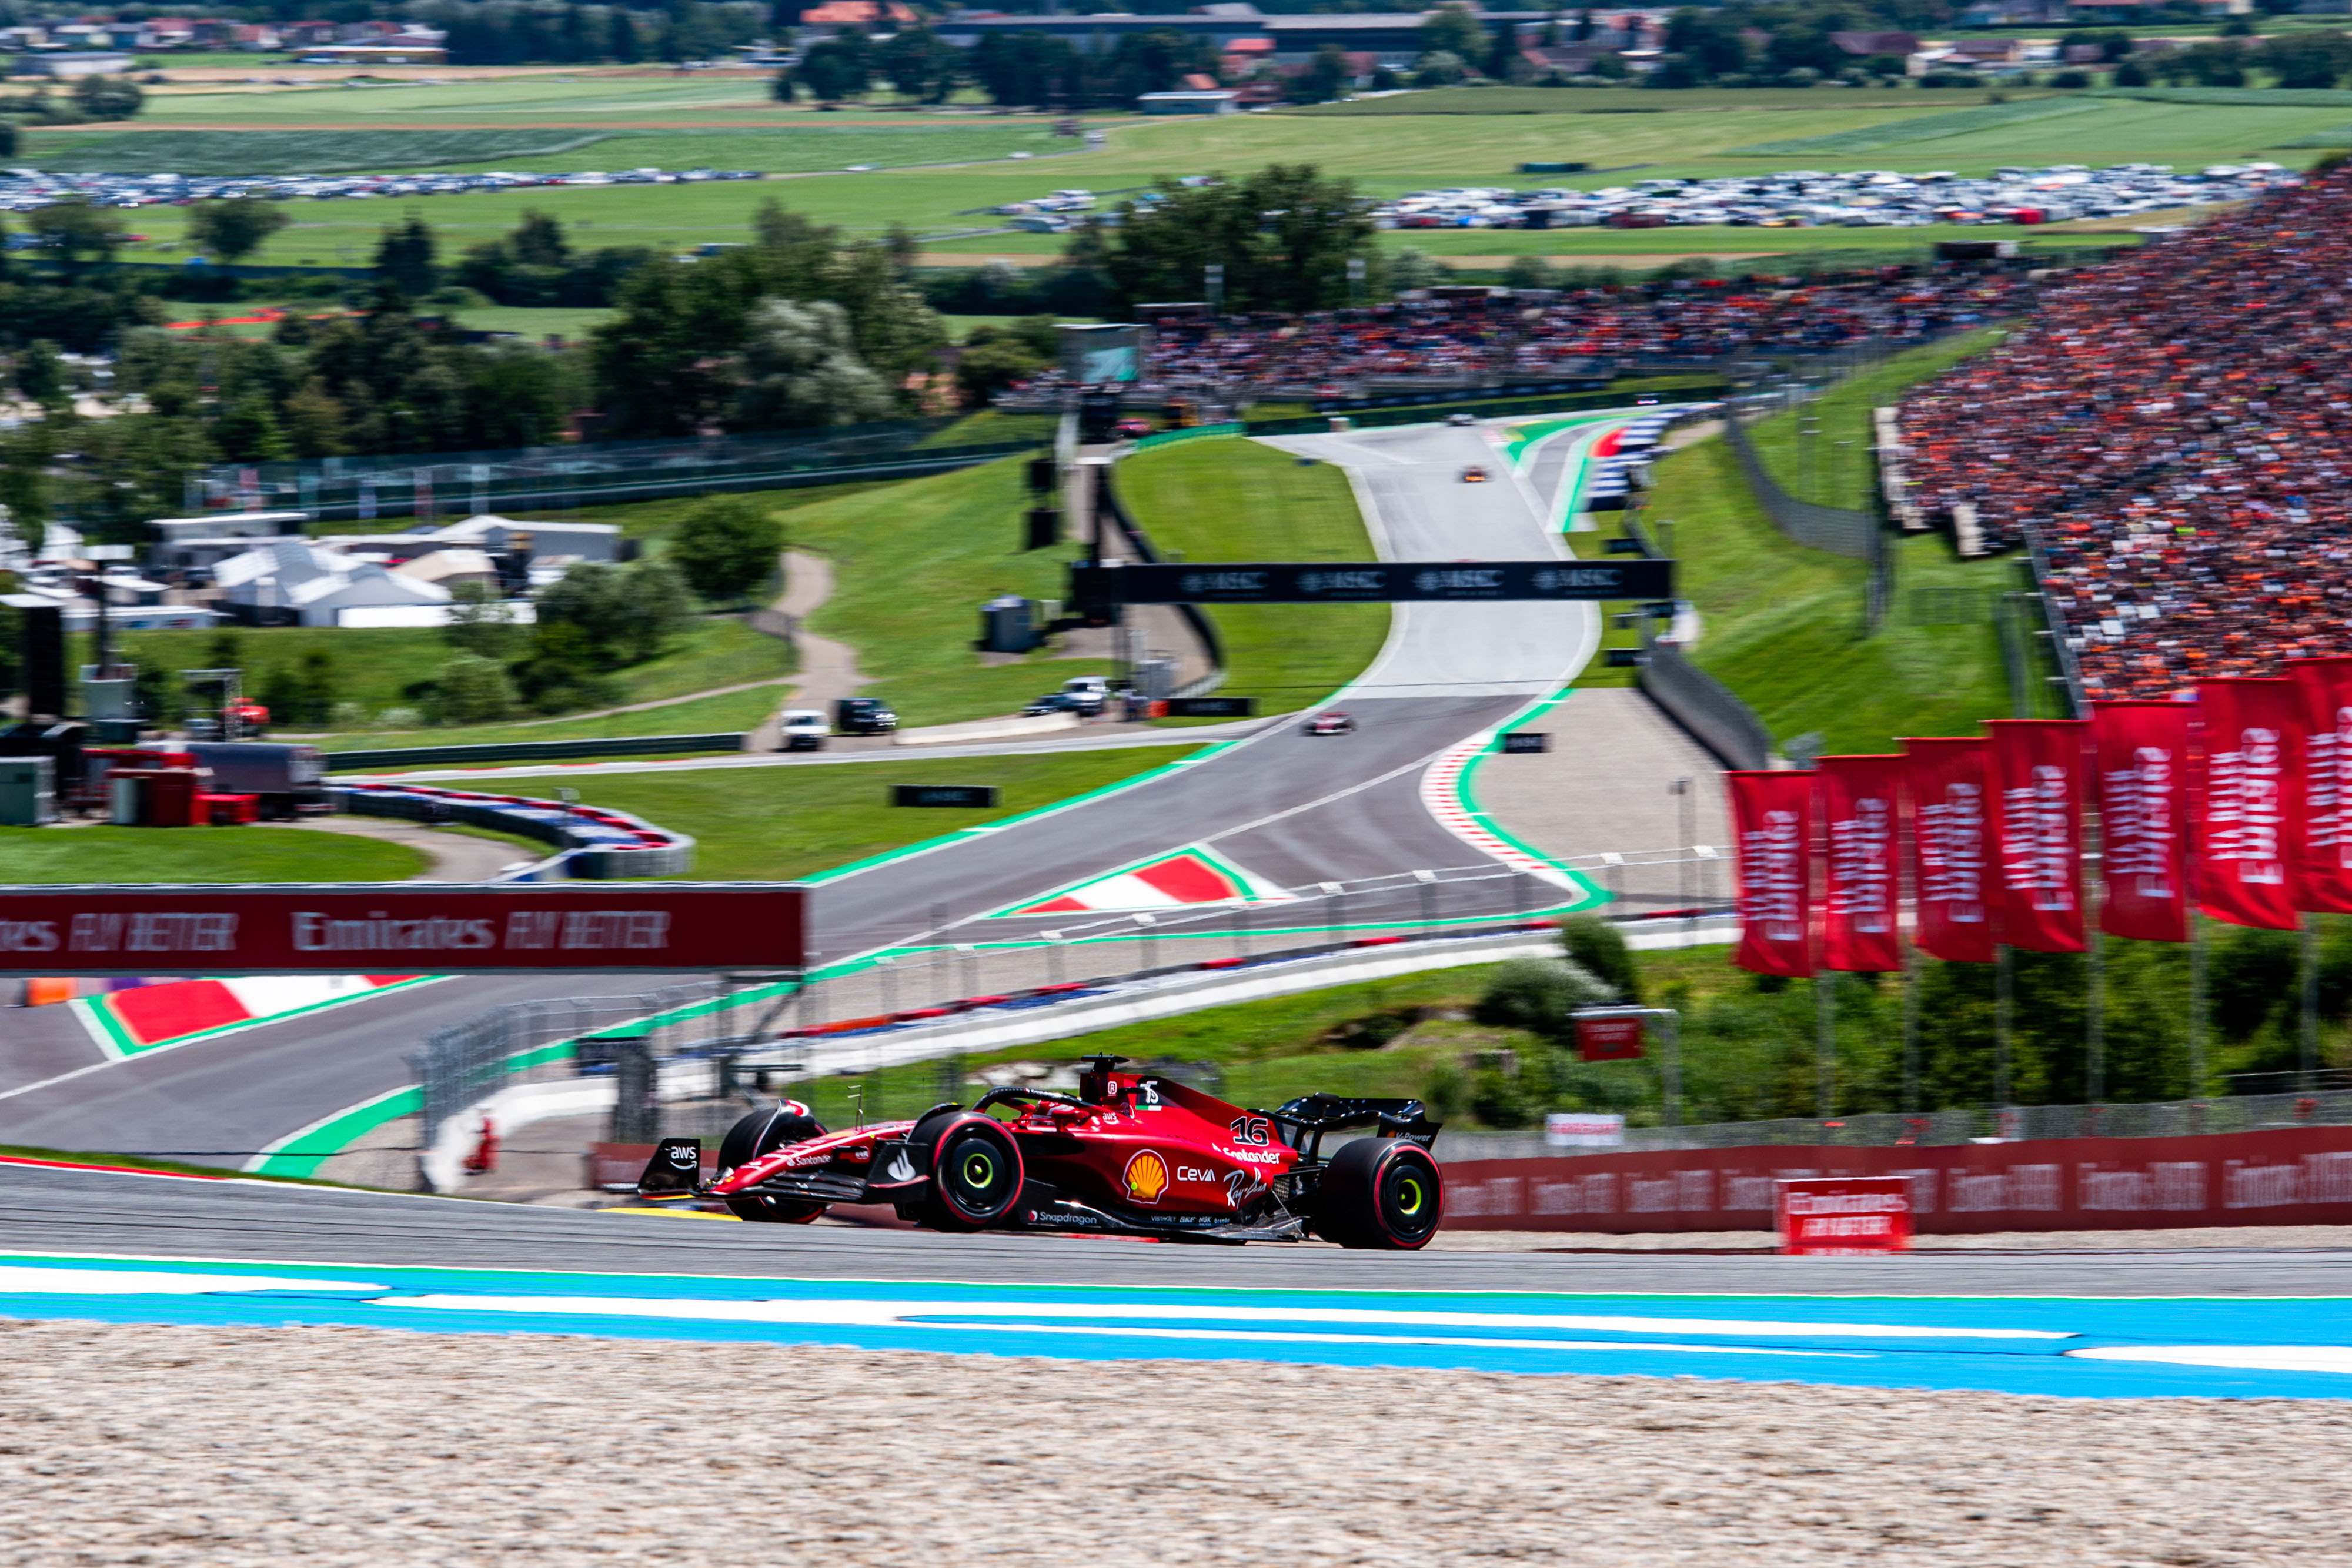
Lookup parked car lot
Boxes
[1369,162,2296,231]
[0,165,764,213]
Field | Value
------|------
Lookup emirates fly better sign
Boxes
[0,884,806,975]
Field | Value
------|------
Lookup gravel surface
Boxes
[2,1319,2348,1566]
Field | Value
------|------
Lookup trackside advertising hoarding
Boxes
[0,883,806,975]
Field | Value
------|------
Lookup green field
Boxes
[26,128,613,175]
[0,824,425,882]
[757,454,1114,729]
[1117,437,1388,714]
[1655,331,2022,756]
[489,748,1189,880]
[113,615,794,746]
[54,82,2345,269]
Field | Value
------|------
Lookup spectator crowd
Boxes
[1894,165,2352,700]
[1029,268,2030,398]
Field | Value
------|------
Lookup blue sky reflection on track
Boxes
[5,1253,2352,1400]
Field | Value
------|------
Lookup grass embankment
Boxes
[1115,437,1387,715]
[487,748,1186,881]
[0,825,426,882]
[1632,330,2021,754]
[112,617,796,752]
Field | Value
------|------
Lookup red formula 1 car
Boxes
[636,1055,1444,1248]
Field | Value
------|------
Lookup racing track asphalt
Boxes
[9,1160,2352,1299]
[0,415,1620,1171]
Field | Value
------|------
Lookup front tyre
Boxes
[717,1101,828,1224]
[1317,1137,1442,1250]
[920,1116,1024,1232]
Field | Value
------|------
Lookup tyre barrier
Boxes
[331,782,695,880]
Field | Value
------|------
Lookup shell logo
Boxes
[1123,1148,1170,1206]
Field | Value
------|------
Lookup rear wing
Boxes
[1265,1094,1441,1156]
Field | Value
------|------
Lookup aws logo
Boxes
[1123,1149,1170,1205]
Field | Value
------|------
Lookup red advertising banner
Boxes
[2291,656,2352,915]
[1575,1014,1646,1062]
[1439,1124,2352,1235]
[1903,737,1994,964]
[1816,754,1904,973]
[1776,1176,1912,1255]
[2193,678,2300,932]
[1728,770,1813,978]
[0,884,806,975]
[1986,719,2088,954]
[2092,700,2191,944]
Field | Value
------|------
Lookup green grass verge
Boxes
[1287,85,2050,115]
[774,454,1115,728]
[1726,95,2107,156]
[0,824,426,882]
[25,128,611,175]
[1746,326,2007,511]
[482,748,1190,880]
[450,304,615,340]
[109,616,792,749]
[2090,84,2352,107]
[1651,335,2018,755]
[325,686,787,755]
[0,1142,350,1186]
[1115,437,1387,715]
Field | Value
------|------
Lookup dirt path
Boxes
[259,816,539,882]
[746,550,868,752]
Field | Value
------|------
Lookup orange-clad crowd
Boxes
[1896,165,2352,699]
[1065,269,2030,395]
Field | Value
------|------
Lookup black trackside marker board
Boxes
[1072,560,1675,604]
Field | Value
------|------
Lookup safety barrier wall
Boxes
[333,781,694,880]
[1441,1124,2352,1234]
[1243,381,1732,438]
[1637,634,1775,772]
[323,731,746,773]
[1091,460,1226,696]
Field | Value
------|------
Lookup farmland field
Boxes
[31,82,2346,270]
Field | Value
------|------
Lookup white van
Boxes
[779,710,830,751]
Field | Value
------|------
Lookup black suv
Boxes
[836,697,899,735]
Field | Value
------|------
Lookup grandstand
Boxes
[1021,268,2033,402]
[1895,163,2352,699]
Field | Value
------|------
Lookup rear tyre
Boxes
[717,1101,828,1224]
[920,1116,1024,1233]
[1317,1138,1442,1251]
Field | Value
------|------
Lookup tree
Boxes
[1561,913,1642,1005]
[880,26,959,101]
[1097,164,1379,316]
[2113,55,2151,85]
[1388,247,1440,292]
[1662,7,1749,79]
[1418,2,1488,63]
[793,36,870,100]
[13,339,64,409]
[733,298,896,429]
[955,333,1046,404]
[970,30,1080,106]
[1473,955,1615,1037]
[188,197,290,267]
[26,199,122,278]
[69,74,142,120]
[1484,24,1529,82]
[374,216,438,295]
[1290,43,1354,103]
[1412,49,1469,86]
[668,495,785,603]
[2261,29,2352,88]
[429,653,517,725]
[536,559,696,668]
[444,580,527,660]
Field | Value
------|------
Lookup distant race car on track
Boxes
[636,1055,1444,1248]
[1304,711,1355,735]
[1460,465,1489,483]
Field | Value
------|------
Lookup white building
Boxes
[215,540,453,628]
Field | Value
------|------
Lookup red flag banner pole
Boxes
[1728,770,1815,978]
[2290,655,2352,915]
[1816,754,1905,974]
[1985,718,2090,955]
[1901,736,1995,964]
[2191,677,2301,932]
[2091,700,2191,944]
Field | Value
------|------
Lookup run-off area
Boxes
[3,1305,2351,1567]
